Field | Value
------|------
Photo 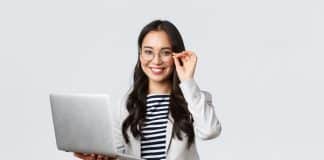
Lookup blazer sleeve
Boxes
[179,79,222,140]
[112,92,128,154]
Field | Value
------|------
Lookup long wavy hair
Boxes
[122,20,195,148]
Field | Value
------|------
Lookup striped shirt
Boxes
[141,94,170,160]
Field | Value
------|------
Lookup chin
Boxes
[148,74,169,83]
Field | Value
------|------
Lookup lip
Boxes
[149,66,165,69]
[149,67,165,75]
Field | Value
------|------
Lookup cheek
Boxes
[166,60,175,69]
[139,59,151,75]
[139,57,148,68]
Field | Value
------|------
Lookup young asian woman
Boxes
[74,19,221,160]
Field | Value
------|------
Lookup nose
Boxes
[151,54,163,64]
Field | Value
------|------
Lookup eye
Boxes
[144,50,153,55]
[161,51,172,56]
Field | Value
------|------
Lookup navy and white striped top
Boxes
[141,94,170,160]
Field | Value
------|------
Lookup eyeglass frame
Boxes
[139,47,173,61]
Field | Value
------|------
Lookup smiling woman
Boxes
[74,19,222,160]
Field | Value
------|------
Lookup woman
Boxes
[74,19,221,160]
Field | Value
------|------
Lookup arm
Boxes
[179,79,222,140]
[112,93,129,154]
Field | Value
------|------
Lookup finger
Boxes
[181,51,197,62]
[173,55,181,68]
[172,51,183,55]
[185,50,194,56]
[74,152,85,159]
[174,53,189,63]
[173,51,187,57]
[184,51,197,60]
[189,51,197,59]
[180,50,193,56]
[97,155,104,160]
[90,154,97,160]
[74,152,91,159]
[175,52,193,62]
[107,157,117,160]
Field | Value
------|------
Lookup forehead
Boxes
[142,31,171,49]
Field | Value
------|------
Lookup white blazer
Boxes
[113,79,222,160]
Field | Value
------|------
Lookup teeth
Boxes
[151,68,163,73]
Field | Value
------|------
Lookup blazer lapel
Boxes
[166,113,174,153]
[133,138,141,157]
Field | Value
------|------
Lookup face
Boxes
[140,31,174,84]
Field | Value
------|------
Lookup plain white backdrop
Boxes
[0,0,323,159]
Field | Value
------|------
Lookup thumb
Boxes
[173,55,181,69]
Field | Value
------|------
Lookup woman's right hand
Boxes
[74,152,117,160]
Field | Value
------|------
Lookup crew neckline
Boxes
[147,92,171,97]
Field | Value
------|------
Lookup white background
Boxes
[0,0,323,159]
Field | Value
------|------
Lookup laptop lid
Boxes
[49,93,116,155]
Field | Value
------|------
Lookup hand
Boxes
[172,50,197,82]
[74,152,117,160]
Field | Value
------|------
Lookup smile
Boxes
[150,67,165,74]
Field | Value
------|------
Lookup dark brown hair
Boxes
[122,19,195,148]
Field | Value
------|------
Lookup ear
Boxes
[136,58,142,69]
[138,54,143,62]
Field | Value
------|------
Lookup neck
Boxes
[148,80,172,94]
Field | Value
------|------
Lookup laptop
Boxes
[49,93,141,160]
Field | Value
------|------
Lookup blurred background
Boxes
[0,0,323,159]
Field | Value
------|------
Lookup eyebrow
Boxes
[143,46,172,50]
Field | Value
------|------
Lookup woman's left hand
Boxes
[172,50,197,82]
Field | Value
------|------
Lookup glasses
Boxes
[140,48,173,61]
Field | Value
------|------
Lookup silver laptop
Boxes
[49,93,141,160]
